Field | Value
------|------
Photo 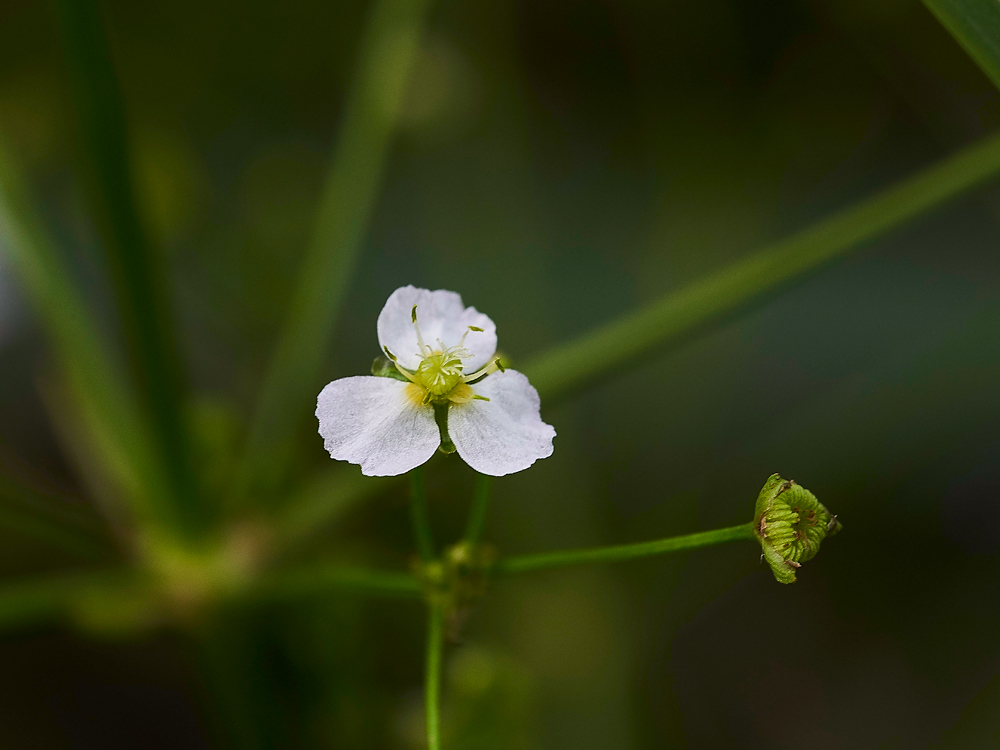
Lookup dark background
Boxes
[1,0,999,747]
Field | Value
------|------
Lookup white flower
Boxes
[316,286,556,477]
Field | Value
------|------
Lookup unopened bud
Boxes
[753,473,840,584]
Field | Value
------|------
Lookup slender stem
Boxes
[0,568,135,631]
[923,0,1000,92]
[493,523,756,575]
[425,601,445,750]
[524,129,1000,404]
[409,468,436,563]
[53,0,199,535]
[247,563,422,601]
[239,0,435,498]
[463,474,492,546]
[0,138,170,527]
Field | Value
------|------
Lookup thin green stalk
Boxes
[0,568,133,631]
[425,601,445,750]
[463,473,492,546]
[52,0,199,535]
[923,0,1000,92]
[270,469,392,552]
[247,563,422,601]
[493,523,755,575]
[525,129,1000,403]
[239,0,435,498]
[409,468,436,563]
[0,137,168,525]
[0,473,112,559]
[0,501,109,560]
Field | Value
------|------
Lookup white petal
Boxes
[448,370,555,477]
[376,285,497,372]
[316,376,439,477]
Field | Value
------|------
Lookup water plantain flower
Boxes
[316,286,556,477]
[753,473,841,584]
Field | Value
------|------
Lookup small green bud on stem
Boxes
[753,473,841,584]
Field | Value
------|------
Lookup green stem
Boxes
[463,474,492,546]
[425,601,445,750]
[53,0,199,535]
[239,0,435,498]
[923,0,1000,92]
[525,129,1000,404]
[409,468,436,562]
[0,568,134,631]
[0,137,169,527]
[247,563,422,601]
[493,523,755,575]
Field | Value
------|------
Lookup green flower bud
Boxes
[753,473,840,584]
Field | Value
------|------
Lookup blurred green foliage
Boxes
[0,0,1000,748]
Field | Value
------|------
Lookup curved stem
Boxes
[409,467,436,563]
[425,601,445,750]
[493,523,755,575]
[463,474,492,546]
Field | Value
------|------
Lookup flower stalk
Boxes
[425,600,445,750]
[493,523,756,575]
[463,473,493,546]
[409,468,436,563]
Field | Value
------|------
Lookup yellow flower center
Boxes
[415,350,466,397]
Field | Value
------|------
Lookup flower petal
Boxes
[449,370,555,477]
[316,376,439,477]
[376,285,497,372]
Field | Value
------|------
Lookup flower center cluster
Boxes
[384,305,503,406]
[415,349,467,397]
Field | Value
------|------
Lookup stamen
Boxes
[393,361,419,384]
[411,305,430,356]
[462,357,505,383]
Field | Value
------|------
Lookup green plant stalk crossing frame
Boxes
[924,0,1000,91]
[525,129,1000,403]
[425,601,445,750]
[463,473,492,546]
[240,0,435,498]
[0,139,173,527]
[53,0,199,536]
[494,523,756,575]
[409,468,436,563]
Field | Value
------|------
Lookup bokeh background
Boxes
[1,0,1000,748]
